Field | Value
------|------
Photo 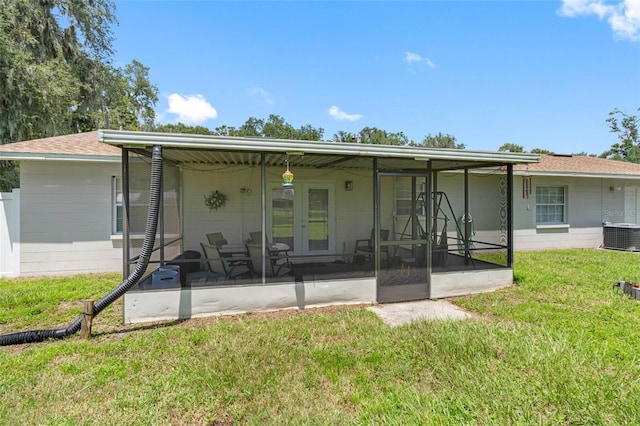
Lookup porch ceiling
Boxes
[149,147,504,172]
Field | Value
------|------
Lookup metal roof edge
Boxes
[98,129,540,164]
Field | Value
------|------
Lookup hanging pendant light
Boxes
[282,158,294,188]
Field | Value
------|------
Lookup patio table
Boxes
[218,244,248,257]
[218,244,250,268]
[269,242,290,256]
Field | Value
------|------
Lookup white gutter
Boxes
[0,152,120,163]
[98,129,540,165]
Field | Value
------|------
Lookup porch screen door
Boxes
[377,173,431,303]
[269,183,334,256]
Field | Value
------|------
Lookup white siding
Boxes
[181,166,374,257]
[19,161,122,276]
[512,175,639,251]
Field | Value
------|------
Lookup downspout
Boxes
[0,145,164,346]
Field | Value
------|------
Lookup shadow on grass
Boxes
[92,318,188,337]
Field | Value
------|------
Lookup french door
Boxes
[268,183,335,257]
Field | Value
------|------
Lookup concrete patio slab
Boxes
[367,300,472,326]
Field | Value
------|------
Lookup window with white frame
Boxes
[535,186,566,224]
[395,181,425,216]
[113,176,123,234]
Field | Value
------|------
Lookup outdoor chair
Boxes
[354,228,390,267]
[200,243,251,281]
[249,231,270,245]
[246,243,292,277]
[206,232,228,247]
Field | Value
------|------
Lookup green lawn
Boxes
[1,249,640,425]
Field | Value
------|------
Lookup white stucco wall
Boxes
[18,161,123,276]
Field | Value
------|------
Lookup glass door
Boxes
[269,183,335,257]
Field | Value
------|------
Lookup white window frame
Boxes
[395,181,425,217]
[535,186,567,225]
[112,176,123,235]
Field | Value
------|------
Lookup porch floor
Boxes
[133,252,506,292]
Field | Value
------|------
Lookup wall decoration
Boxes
[204,190,228,212]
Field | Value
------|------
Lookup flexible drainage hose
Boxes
[0,145,163,346]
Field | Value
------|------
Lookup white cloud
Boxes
[559,0,640,41]
[327,106,362,121]
[425,58,436,69]
[251,87,275,105]
[404,51,436,69]
[405,52,423,64]
[166,93,217,124]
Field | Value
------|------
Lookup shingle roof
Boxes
[514,154,640,177]
[2,132,640,178]
[0,131,120,158]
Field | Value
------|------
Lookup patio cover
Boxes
[98,130,539,170]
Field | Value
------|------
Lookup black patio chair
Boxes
[354,228,390,267]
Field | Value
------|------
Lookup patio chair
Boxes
[206,232,228,247]
[200,243,251,281]
[249,231,269,245]
[354,228,390,267]
[246,243,292,277]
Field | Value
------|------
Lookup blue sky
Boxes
[112,0,639,155]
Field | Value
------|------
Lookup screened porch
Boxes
[99,130,536,323]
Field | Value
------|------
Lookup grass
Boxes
[1,249,640,424]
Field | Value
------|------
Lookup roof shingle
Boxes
[2,133,640,177]
[513,154,640,176]
[0,131,120,157]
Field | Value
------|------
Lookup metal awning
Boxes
[99,129,540,171]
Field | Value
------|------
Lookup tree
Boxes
[0,0,117,143]
[572,151,598,157]
[331,131,358,143]
[357,127,391,145]
[530,148,554,154]
[421,132,465,149]
[154,123,213,135]
[262,115,296,139]
[215,115,324,141]
[335,127,410,145]
[234,117,264,137]
[600,107,640,162]
[0,1,159,190]
[498,143,524,152]
[296,123,324,141]
[121,60,159,130]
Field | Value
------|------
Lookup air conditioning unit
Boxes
[603,223,640,251]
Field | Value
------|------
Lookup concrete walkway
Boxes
[367,300,472,326]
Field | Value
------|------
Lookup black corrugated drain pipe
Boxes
[0,145,163,346]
